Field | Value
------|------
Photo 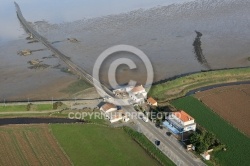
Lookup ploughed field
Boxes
[0,124,71,166]
[172,96,250,166]
[195,84,250,136]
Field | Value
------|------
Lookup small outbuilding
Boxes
[147,97,157,106]
[201,152,210,160]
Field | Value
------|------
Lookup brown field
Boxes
[195,84,250,136]
[0,124,71,166]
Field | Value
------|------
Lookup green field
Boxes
[61,79,92,94]
[0,104,53,112]
[123,127,175,166]
[171,96,250,166]
[36,104,53,111]
[51,124,162,166]
[149,68,250,102]
[0,105,27,112]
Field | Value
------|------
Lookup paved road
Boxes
[15,2,205,165]
[124,106,206,166]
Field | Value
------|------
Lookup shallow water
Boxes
[0,0,193,45]
[35,0,250,84]
[0,0,250,99]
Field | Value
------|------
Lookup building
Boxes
[106,110,129,123]
[201,152,210,160]
[100,103,117,113]
[112,85,148,105]
[128,85,147,104]
[147,97,157,106]
[164,110,196,133]
[99,103,129,123]
[130,85,147,97]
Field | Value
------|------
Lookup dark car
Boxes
[166,132,172,136]
[155,140,160,146]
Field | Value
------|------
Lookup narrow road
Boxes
[124,105,206,166]
[14,2,113,98]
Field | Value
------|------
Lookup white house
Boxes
[112,85,147,105]
[100,103,117,113]
[107,110,129,123]
[130,85,147,97]
[128,85,147,104]
[167,110,196,133]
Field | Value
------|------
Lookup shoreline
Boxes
[1,66,250,103]
[149,67,250,103]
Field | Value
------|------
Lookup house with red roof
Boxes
[100,103,117,113]
[164,110,196,133]
[147,97,157,106]
[128,85,147,104]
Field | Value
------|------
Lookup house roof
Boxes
[173,110,194,122]
[131,85,145,93]
[109,110,125,120]
[147,97,157,104]
[101,103,116,112]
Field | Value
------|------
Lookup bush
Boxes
[53,102,66,110]
[27,103,37,111]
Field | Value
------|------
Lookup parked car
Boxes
[166,132,172,136]
[142,116,149,122]
[155,140,160,146]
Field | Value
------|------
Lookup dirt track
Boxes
[195,84,250,136]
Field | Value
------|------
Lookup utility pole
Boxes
[52,97,53,109]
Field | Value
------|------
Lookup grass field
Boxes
[0,124,71,165]
[0,105,27,112]
[61,79,92,94]
[51,124,162,166]
[36,104,53,111]
[149,68,250,102]
[171,96,250,166]
[123,127,175,166]
[0,104,53,112]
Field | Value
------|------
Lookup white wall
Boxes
[100,107,117,113]
[183,123,196,132]
[183,119,195,126]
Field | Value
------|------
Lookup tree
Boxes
[190,131,215,153]
[155,119,161,127]
[204,131,216,147]
[197,142,208,154]
[190,132,201,146]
